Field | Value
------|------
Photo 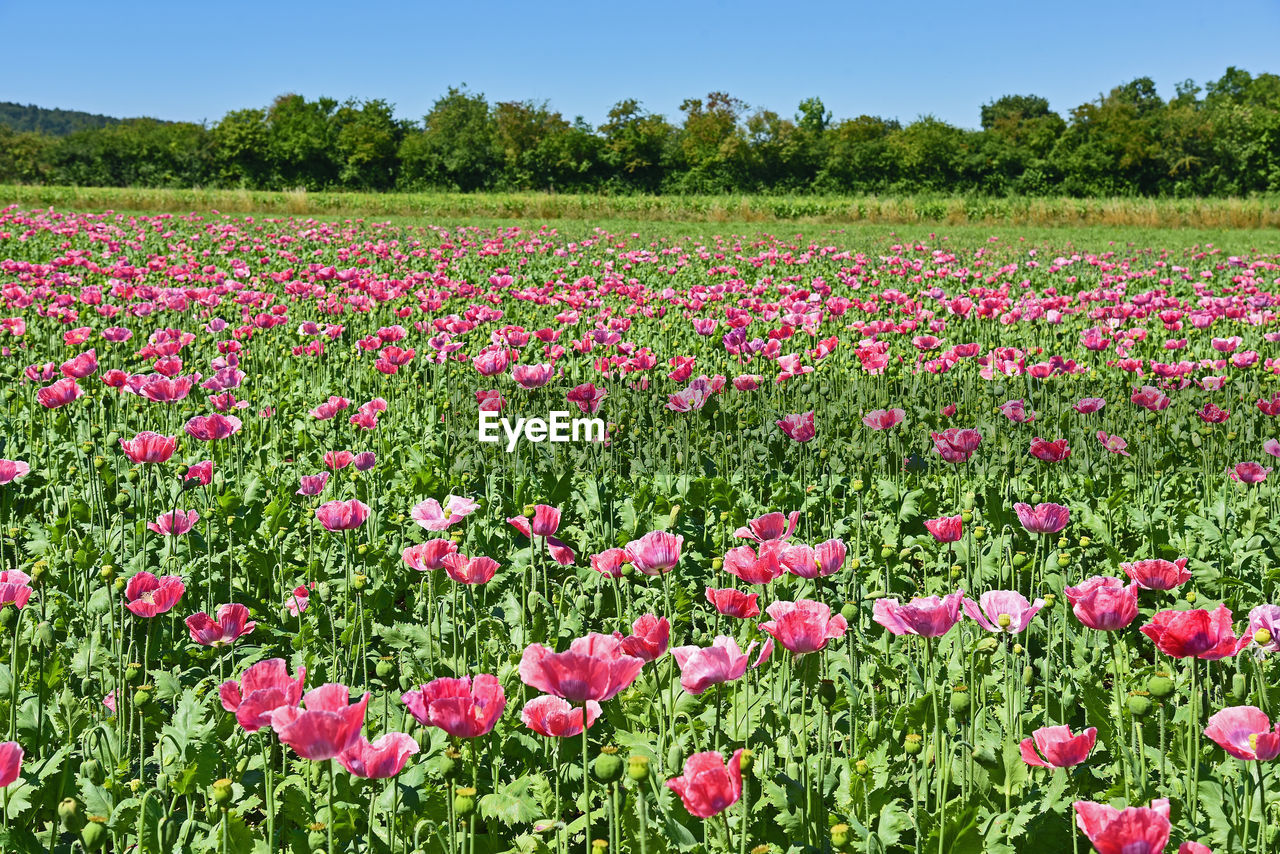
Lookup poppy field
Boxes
[2,205,1280,854]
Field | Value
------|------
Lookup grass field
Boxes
[5,184,1280,232]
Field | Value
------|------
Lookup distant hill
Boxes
[0,102,163,136]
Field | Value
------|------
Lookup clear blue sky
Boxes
[2,0,1277,129]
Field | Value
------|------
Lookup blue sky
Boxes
[2,0,1277,129]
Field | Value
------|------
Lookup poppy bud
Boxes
[593,747,623,783]
[971,745,999,769]
[134,688,151,706]
[1231,673,1248,701]
[1022,666,1034,685]
[626,755,650,781]
[211,778,233,808]
[902,734,923,756]
[817,680,837,708]
[114,493,130,509]
[375,657,395,681]
[1147,674,1175,698]
[840,602,858,623]
[973,637,999,656]
[454,787,477,815]
[351,573,367,590]
[81,818,108,852]
[949,686,970,716]
[59,798,84,832]
[35,621,55,649]
[80,759,105,785]
[1127,693,1152,717]
[831,823,851,850]
[666,742,683,772]
[854,758,870,777]
[1031,493,1042,504]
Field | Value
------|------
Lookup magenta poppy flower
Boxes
[297,472,330,496]
[614,614,670,663]
[119,431,178,464]
[862,408,905,430]
[963,590,1044,634]
[186,603,255,647]
[1014,502,1070,534]
[1029,437,1071,462]
[219,658,307,732]
[924,515,963,543]
[1132,386,1172,411]
[931,428,982,463]
[411,495,479,531]
[872,591,964,638]
[776,411,816,442]
[324,450,354,470]
[508,514,577,565]
[705,587,761,619]
[589,548,628,579]
[998,399,1036,423]
[1064,576,1139,632]
[1141,606,1239,660]
[271,684,370,760]
[760,599,848,653]
[0,571,32,610]
[1098,431,1131,456]
[124,572,185,617]
[1074,799,1170,854]
[36,377,83,409]
[670,636,772,694]
[0,460,30,485]
[625,530,683,576]
[1074,398,1106,414]
[519,633,644,703]
[1203,706,1280,761]
[185,413,242,441]
[285,584,312,617]
[722,541,788,585]
[566,383,607,414]
[185,460,213,486]
[1122,558,1191,591]
[402,675,506,738]
[338,732,420,778]
[352,452,377,471]
[667,749,745,818]
[733,511,800,543]
[402,540,458,572]
[521,695,602,738]
[1229,462,1271,483]
[60,348,98,378]
[1236,604,1280,655]
[1020,725,1097,768]
[512,363,555,389]
[0,742,22,788]
[315,499,370,531]
[148,508,198,536]
[442,554,499,585]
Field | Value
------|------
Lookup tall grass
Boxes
[3,184,1280,228]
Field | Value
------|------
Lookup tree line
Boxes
[2,68,1278,196]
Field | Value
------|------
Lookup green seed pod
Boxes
[626,755,650,781]
[81,819,108,852]
[961,510,973,524]
[831,823,851,850]
[351,573,367,591]
[125,663,142,683]
[134,688,151,706]
[1021,665,1034,685]
[35,621,55,649]
[902,734,923,756]
[59,798,84,832]
[439,747,461,780]
[1146,674,1175,699]
[1128,693,1152,718]
[1057,553,1071,568]
[375,657,395,681]
[453,787,477,815]
[852,479,865,493]
[973,637,999,656]
[593,748,624,783]
[879,546,893,560]
[211,778,233,808]
[854,758,870,777]
[972,526,986,541]
[1185,591,1197,604]
[592,840,609,854]
[80,759,106,785]
[737,749,753,775]
[971,745,1000,770]
[817,680,838,709]
[1011,552,1028,568]
[839,602,858,623]
[949,686,971,716]
[1232,673,1248,701]
[711,557,724,571]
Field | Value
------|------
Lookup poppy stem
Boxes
[582,715,591,854]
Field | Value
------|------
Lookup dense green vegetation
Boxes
[2,67,1279,196]
[0,102,136,136]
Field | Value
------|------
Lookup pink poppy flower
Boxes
[1020,725,1097,768]
[589,548,628,579]
[0,460,30,485]
[119,432,178,464]
[519,633,644,703]
[625,530,683,575]
[148,509,198,536]
[442,554,500,585]
[1236,604,1280,655]
[671,636,772,694]
[1122,558,1192,591]
[271,684,370,760]
[733,511,800,543]
[924,515,963,543]
[1064,576,1140,632]
[186,603,256,647]
[1098,431,1131,456]
[613,614,670,663]
[297,472,330,496]
[705,587,761,619]
[667,750,745,818]
[1141,606,1239,660]
[722,541,788,585]
[0,742,22,788]
[339,732,420,778]
[411,495,479,531]
[872,591,964,637]
[124,572,185,617]
[521,695,602,738]
[862,408,905,430]
[963,590,1044,634]
[1014,502,1070,534]
[184,414,242,441]
[402,675,506,738]
[1229,462,1271,483]
[1203,706,1280,761]
[219,658,307,732]
[0,571,32,610]
[760,599,849,653]
[315,499,370,531]
[185,460,213,486]
[1074,800,1170,854]
[402,540,458,572]
[36,377,84,409]
[776,411,816,442]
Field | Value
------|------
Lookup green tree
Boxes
[598,99,671,192]
[333,99,403,190]
[210,108,271,188]
[398,87,499,191]
[266,94,340,190]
